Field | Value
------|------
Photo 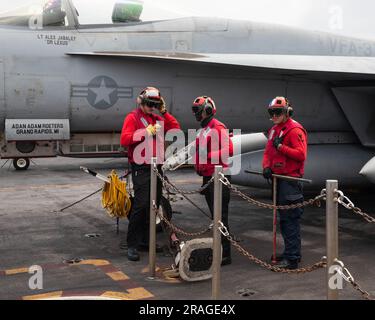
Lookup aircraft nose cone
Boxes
[359,156,375,183]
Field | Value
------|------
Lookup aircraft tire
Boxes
[13,158,30,171]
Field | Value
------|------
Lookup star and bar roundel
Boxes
[72,76,133,110]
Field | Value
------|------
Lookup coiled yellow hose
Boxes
[101,170,132,218]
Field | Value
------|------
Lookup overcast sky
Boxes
[143,0,373,39]
[0,0,373,40]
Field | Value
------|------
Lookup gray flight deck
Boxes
[0,157,374,300]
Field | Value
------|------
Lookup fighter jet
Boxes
[0,0,375,190]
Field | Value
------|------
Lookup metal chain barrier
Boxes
[333,259,375,300]
[349,279,375,301]
[218,221,326,274]
[154,205,212,237]
[219,173,326,211]
[155,168,213,220]
[336,190,375,223]
[155,168,214,195]
[158,166,373,299]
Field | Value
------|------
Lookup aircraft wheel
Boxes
[13,158,30,171]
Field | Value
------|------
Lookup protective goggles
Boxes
[192,105,203,114]
[268,108,284,117]
[144,100,161,108]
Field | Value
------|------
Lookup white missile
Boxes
[162,132,267,172]
[360,156,375,183]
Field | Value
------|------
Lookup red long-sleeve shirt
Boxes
[120,108,180,164]
[263,118,307,177]
[195,118,233,177]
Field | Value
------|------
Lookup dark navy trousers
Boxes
[127,164,162,248]
[203,176,231,259]
[276,179,304,261]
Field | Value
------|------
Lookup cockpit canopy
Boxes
[112,0,143,23]
[0,0,69,27]
[0,0,147,28]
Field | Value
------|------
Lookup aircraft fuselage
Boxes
[0,14,374,184]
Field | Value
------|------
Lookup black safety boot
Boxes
[127,247,140,261]
[272,258,298,270]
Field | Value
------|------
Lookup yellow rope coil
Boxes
[101,170,132,218]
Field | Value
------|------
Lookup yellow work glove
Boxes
[158,97,167,115]
[146,124,157,136]
[154,123,162,133]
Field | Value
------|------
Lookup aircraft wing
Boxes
[66,51,375,76]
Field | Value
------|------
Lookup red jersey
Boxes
[263,118,307,177]
[120,108,180,164]
[195,118,233,177]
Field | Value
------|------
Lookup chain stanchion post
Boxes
[272,176,278,264]
[212,166,223,300]
[326,180,339,300]
[149,157,157,279]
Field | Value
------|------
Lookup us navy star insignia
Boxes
[90,78,116,105]
[71,75,134,110]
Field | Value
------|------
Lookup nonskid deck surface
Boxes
[0,157,374,300]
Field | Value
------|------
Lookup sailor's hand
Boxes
[154,123,162,133]
[158,97,167,115]
[273,137,284,150]
[263,167,273,180]
[146,124,157,136]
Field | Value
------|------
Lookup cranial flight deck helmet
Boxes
[192,96,216,121]
[138,87,162,108]
[268,96,294,117]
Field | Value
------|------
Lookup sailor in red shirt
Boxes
[262,97,307,270]
[192,96,233,266]
[120,87,180,261]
